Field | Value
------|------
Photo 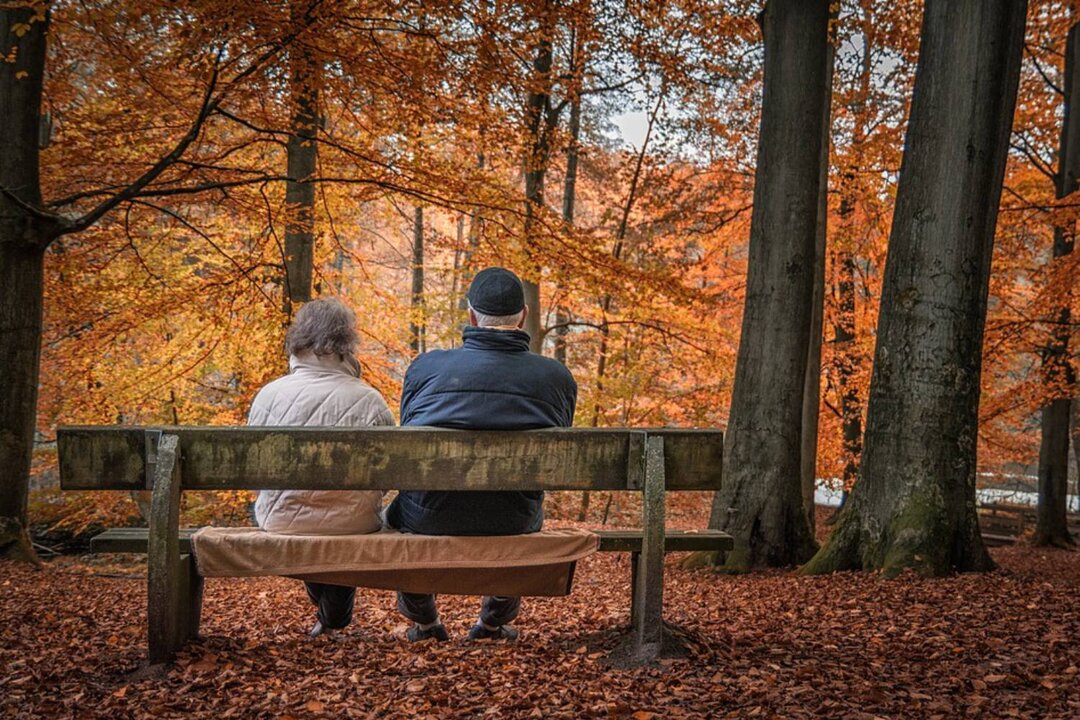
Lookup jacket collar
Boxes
[462,325,531,352]
[289,350,360,378]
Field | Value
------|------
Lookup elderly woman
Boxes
[249,297,393,637]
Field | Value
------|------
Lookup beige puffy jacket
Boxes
[250,351,393,534]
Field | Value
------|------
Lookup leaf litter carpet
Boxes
[1,505,1077,719]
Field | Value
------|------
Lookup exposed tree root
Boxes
[0,517,42,566]
[1030,531,1076,550]
[679,550,721,570]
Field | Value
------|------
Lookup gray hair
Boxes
[468,301,525,328]
[286,297,359,357]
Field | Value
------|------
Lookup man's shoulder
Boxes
[407,347,464,376]
[526,353,577,388]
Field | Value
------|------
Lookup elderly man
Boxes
[385,267,577,642]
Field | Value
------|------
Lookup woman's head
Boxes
[285,297,359,358]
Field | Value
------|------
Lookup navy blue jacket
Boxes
[385,326,577,535]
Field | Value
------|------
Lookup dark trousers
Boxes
[397,592,520,627]
[305,582,355,629]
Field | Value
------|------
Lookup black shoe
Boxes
[309,621,341,638]
[467,624,519,642]
[406,623,449,642]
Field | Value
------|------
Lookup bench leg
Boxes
[178,554,204,643]
[632,435,666,659]
[148,433,185,665]
[629,551,641,625]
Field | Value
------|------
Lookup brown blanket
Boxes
[191,527,599,596]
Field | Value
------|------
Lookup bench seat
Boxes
[89,526,734,555]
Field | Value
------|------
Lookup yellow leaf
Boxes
[15,70,28,80]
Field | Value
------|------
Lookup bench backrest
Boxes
[57,426,723,492]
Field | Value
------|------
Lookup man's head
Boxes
[466,267,528,329]
[285,297,359,358]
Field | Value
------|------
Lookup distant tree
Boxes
[410,205,426,354]
[805,0,1028,577]
[283,0,321,306]
[1034,21,1079,548]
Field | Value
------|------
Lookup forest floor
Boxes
[2,501,1078,719]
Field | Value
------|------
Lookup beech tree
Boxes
[283,0,321,306]
[1034,21,1078,548]
[705,0,832,569]
[0,4,50,560]
[800,5,838,533]
[805,0,1027,577]
[0,2,309,559]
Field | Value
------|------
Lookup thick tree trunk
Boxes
[0,243,45,562]
[804,0,1026,577]
[0,5,49,562]
[706,0,831,569]
[410,206,425,354]
[1034,23,1079,548]
[284,11,319,304]
[801,13,837,534]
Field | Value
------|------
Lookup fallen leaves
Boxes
[1,509,1078,719]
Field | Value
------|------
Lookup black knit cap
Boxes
[467,267,526,316]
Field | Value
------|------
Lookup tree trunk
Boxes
[522,3,555,354]
[800,11,837,535]
[555,24,584,368]
[706,0,831,569]
[0,5,49,562]
[835,248,861,492]
[1034,22,1079,548]
[1072,398,1080,506]
[284,8,319,304]
[458,153,486,315]
[831,7,874,510]
[562,24,585,518]
[410,206,426,355]
[804,0,1026,577]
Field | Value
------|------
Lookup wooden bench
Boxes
[58,426,732,664]
[977,503,1028,546]
[977,501,1080,545]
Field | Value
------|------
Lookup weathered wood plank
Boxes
[60,427,640,491]
[58,426,723,492]
[595,529,732,553]
[179,554,204,642]
[147,434,182,664]
[655,429,723,491]
[58,427,145,491]
[633,435,666,657]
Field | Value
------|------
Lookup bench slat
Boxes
[89,527,734,555]
[58,426,722,492]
